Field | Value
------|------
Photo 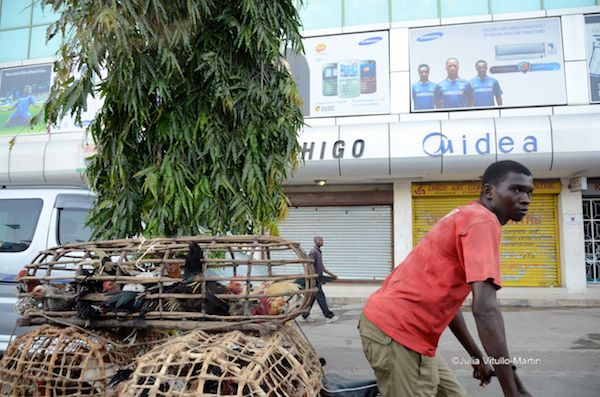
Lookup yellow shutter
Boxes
[412,184,560,287]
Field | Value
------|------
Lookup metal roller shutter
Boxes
[277,206,393,280]
[413,185,560,287]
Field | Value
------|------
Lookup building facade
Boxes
[1,1,599,294]
[279,0,600,294]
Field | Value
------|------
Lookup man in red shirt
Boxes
[360,160,533,397]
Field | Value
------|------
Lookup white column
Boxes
[557,178,587,293]
[393,181,413,267]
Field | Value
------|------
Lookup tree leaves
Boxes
[42,0,304,238]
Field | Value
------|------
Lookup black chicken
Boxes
[174,242,229,315]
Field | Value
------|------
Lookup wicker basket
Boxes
[118,324,323,397]
[0,325,167,397]
[17,236,317,331]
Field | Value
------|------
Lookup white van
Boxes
[0,131,92,355]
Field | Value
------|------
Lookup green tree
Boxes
[41,0,304,238]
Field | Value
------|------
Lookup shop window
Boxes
[0,0,32,30]
[298,0,342,31]
[344,0,388,26]
[544,0,596,9]
[29,25,60,59]
[0,28,29,62]
[491,0,542,14]
[440,0,488,18]
[32,2,61,25]
[392,0,438,22]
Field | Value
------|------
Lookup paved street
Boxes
[297,304,600,396]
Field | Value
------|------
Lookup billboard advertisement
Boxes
[0,64,52,135]
[585,14,600,103]
[409,18,566,112]
[298,31,390,118]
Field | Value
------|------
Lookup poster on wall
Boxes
[409,18,566,112]
[299,31,390,118]
[0,64,51,135]
[585,14,600,103]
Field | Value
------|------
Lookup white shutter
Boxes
[277,206,392,280]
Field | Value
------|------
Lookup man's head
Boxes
[475,60,488,79]
[314,236,323,248]
[445,57,459,80]
[480,161,534,225]
[418,64,430,82]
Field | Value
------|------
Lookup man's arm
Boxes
[465,82,474,107]
[471,280,531,397]
[322,267,337,279]
[494,81,503,106]
[434,84,442,109]
[448,310,492,386]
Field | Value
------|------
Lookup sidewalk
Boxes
[323,283,600,307]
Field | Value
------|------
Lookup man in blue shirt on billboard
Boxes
[435,57,473,109]
[412,64,436,110]
[471,60,503,107]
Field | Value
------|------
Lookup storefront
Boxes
[411,181,562,287]
[278,186,393,280]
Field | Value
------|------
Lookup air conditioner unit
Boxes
[495,42,546,60]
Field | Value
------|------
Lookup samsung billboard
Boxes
[0,64,52,136]
[585,14,600,103]
[409,18,567,112]
[288,31,390,118]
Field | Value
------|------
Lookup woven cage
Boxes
[17,236,317,331]
[0,325,168,397]
[118,324,323,397]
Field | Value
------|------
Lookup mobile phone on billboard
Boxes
[322,63,338,97]
[360,60,377,94]
[337,60,361,98]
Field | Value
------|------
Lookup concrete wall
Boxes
[558,178,588,292]
[393,182,413,267]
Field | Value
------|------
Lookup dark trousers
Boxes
[303,282,334,319]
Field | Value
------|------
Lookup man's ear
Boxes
[482,183,493,199]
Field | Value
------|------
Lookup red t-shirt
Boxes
[363,201,502,356]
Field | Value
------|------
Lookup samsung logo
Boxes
[417,32,443,42]
[359,36,382,46]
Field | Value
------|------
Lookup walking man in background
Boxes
[302,236,340,323]
[359,160,533,397]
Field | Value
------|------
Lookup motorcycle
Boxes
[319,358,380,397]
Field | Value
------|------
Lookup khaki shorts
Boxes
[359,313,467,397]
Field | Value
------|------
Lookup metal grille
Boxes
[584,198,600,283]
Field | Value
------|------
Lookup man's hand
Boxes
[472,361,493,387]
[471,280,532,396]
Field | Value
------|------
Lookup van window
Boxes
[57,208,93,244]
[0,199,43,252]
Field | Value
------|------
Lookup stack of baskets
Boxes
[0,236,323,397]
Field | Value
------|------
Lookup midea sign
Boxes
[422,132,539,157]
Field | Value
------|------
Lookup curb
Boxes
[328,296,600,308]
